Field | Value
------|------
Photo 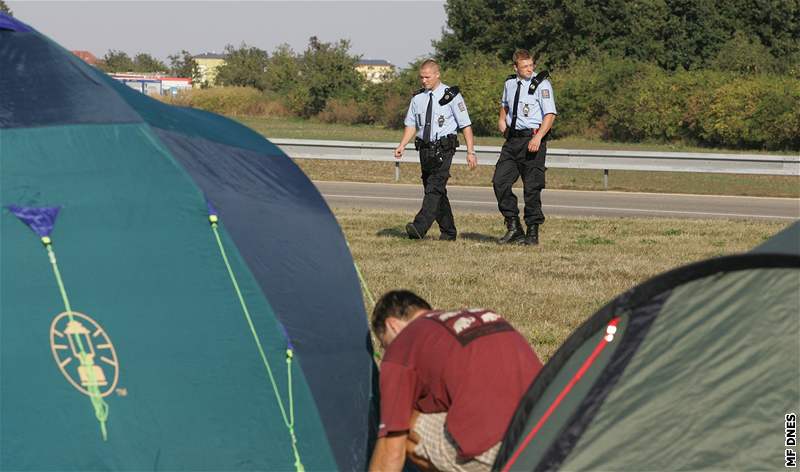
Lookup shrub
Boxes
[159,87,288,117]
[316,98,366,125]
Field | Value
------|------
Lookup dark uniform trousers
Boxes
[412,147,457,238]
[492,135,547,227]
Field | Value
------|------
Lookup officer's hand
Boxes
[394,145,404,159]
[498,121,507,134]
[528,136,542,153]
[466,153,477,170]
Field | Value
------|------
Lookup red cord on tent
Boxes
[502,317,621,472]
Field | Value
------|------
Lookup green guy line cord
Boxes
[345,241,382,363]
[345,241,376,307]
[208,216,304,472]
[42,237,109,441]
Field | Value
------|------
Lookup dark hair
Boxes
[512,49,534,65]
[371,290,432,336]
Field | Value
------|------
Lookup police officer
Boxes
[394,59,477,241]
[494,49,557,245]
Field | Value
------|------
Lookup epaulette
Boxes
[412,87,426,97]
[438,86,460,105]
[506,74,517,81]
[528,70,550,95]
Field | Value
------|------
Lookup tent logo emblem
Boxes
[49,311,120,397]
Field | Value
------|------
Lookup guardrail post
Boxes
[395,162,400,182]
[603,169,609,190]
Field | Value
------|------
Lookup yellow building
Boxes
[356,59,395,84]
[193,53,226,87]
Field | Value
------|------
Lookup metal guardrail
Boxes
[272,138,800,187]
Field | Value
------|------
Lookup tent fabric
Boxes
[556,265,799,471]
[0,30,142,128]
[1,14,376,471]
[751,221,800,256]
[496,250,800,471]
[0,13,33,32]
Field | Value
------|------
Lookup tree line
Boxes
[435,0,800,74]
[51,1,800,149]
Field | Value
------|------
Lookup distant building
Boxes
[71,50,99,66]
[161,77,193,95]
[356,59,395,84]
[193,52,226,87]
[109,73,192,96]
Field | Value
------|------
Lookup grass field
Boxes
[236,116,800,198]
[336,208,787,361]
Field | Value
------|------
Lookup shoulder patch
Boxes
[439,85,460,105]
[541,89,550,98]
[412,87,426,97]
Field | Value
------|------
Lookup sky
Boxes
[8,1,449,69]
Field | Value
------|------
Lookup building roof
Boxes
[194,52,226,60]
[71,50,99,65]
[357,59,393,66]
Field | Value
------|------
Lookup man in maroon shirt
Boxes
[368,290,543,472]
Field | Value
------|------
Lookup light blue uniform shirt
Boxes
[404,82,472,141]
[501,74,557,130]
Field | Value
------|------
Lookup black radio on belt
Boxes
[415,135,458,172]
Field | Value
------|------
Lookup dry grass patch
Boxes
[335,208,786,360]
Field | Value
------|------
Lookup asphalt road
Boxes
[314,181,800,220]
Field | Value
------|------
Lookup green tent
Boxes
[1,13,376,471]
[496,222,800,471]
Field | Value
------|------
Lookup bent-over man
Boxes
[368,290,543,472]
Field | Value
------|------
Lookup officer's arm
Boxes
[528,113,556,153]
[368,433,408,472]
[538,113,556,137]
[498,106,508,133]
[394,126,417,159]
[461,126,478,169]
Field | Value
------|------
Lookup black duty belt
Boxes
[506,128,539,138]
[415,134,458,149]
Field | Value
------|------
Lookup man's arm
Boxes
[369,432,408,472]
[498,106,508,134]
[528,113,555,153]
[460,125,477,169]
[395,126,417,159]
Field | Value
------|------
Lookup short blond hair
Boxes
[512,49,534,66]
[419,59,440,72]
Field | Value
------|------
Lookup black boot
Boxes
[405,222,424,240]
[497,217,524,244]
[524,224,539,245]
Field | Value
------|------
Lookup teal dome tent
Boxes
[0,13,377,471]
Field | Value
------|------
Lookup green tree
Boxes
[98,50,135,73]
[435,0,800,71]
[168,50,201,81]
[132,53,167,73]
[262,44,302,95]
[709,31,780,74]
[294,36,365,116]
[215,43,270,90]
[441,52,509,135]
[0,0,13,15]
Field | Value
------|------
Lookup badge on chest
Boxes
[523,103,530,117]
[438,115,445,127]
